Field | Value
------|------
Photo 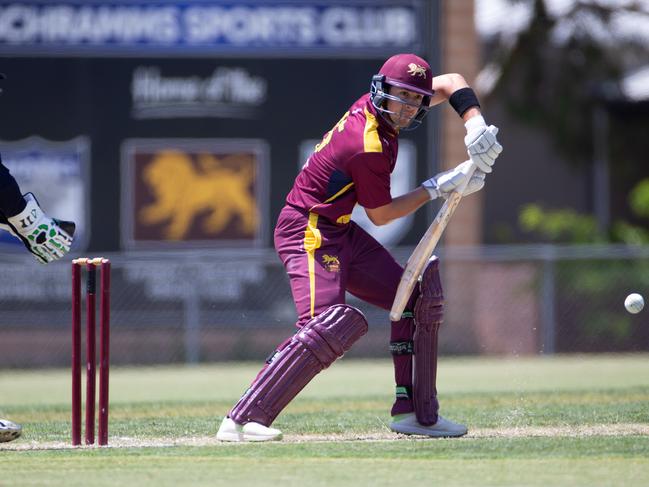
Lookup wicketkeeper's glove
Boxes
[0,193,75,264]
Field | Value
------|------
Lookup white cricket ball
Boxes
[624,293,644,314]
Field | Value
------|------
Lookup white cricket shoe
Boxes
[389,413,467,438]
[0,419,22,443]
[216,417,283,442]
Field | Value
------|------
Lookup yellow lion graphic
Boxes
[322,254,340,266]
[139,150,258,240]
[407,63,427,78]
[322,254,341,273]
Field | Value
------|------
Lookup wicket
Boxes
[71,257,111,446]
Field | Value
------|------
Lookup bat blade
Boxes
[389,191,463,321]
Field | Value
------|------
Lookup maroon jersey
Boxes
[286,94,399,225]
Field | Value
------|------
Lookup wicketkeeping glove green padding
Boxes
[4,193,75,264]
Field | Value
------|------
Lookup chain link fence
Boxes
[1,245,648,368]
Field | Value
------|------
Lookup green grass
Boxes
[1,354,648,486]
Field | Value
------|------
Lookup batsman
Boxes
[217,53,503,441]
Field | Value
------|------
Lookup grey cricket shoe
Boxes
[389,413,467,437]
[0,419,22,443]
[216,417,283,442]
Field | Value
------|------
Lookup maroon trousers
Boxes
[274,205,423,416]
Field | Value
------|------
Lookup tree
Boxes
[483,0,649,241]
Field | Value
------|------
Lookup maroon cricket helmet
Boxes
[378,53,434,97]
[370,53,434,130]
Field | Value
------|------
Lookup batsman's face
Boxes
[386,86,424,128]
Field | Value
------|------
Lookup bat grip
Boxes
[454,160,477,195]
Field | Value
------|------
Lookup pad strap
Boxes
[395,385,412,401]
[389,341,414,355]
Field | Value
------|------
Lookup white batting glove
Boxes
[464,116,502,172]
[421,160,486,200]
[1,193,75,264]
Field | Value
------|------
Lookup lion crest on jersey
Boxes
[322,254,341,273]
[407,63,427,79]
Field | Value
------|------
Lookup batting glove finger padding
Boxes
[422,160,487,200]
[464,113,503,170]
[463,170,486,197]
[466,125,502,173]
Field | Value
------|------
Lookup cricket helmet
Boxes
[370,53,434,130]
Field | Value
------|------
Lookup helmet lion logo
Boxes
[407,63,427,78]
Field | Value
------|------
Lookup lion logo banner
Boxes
[121,139,268,249]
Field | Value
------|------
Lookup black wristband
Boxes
[449,87,480,117]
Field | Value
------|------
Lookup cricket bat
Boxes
[389,164,475,321]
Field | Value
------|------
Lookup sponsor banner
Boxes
[0,55,434,250]
[0,1,422,57]
[121,138,269,249]
[131,65,267,119]
[0,136,90,252]
[298,138,415,246]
